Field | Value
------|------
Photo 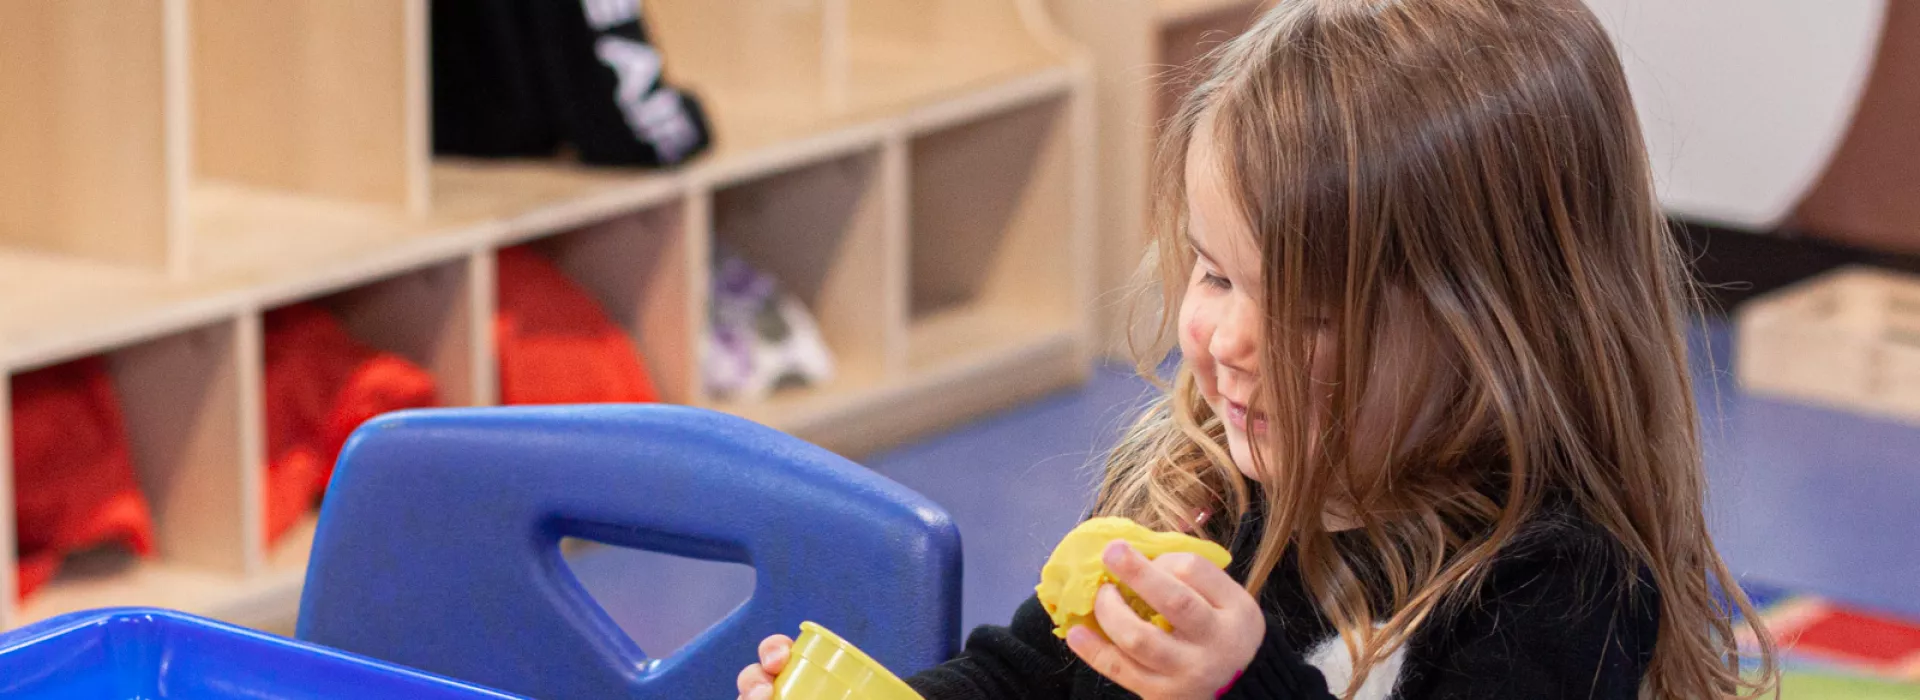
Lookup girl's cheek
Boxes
[1182,316,1207,352]
[1179,310,1211,364]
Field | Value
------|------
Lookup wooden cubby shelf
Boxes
[0,0,1094,632]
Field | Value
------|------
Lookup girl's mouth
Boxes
[1225,400,1268,433]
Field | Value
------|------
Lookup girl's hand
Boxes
[735,634,792,700]
[1066,541,1264,700]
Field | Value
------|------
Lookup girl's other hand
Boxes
[735,634,793,700]
[1066,541,1264,700]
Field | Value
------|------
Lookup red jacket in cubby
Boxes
[264,304,438,545]
[10,356,156,600]
[495,246,659,405]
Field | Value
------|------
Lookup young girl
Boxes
[741,0,1777,697]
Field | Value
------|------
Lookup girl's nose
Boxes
[1209,297,1260,376]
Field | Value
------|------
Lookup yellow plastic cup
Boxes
[771,622,923,700]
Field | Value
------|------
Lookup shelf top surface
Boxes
[15,516,316,629]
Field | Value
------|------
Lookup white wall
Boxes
[1583,0,1886,228]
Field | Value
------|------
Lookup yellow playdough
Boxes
[1035,517,1233,639]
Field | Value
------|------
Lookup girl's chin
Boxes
[1226,438,1264,482]
[1235,462,1263,482]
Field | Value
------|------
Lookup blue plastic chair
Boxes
[296,404,963,699]
[0,607,521,699]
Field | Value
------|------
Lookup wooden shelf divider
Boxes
[2,0,1096,631]
[464,251,502,408]
[879,136,915,377]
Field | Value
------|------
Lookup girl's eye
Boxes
[1200,272,1231,290]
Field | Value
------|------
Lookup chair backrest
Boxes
[296,405,962,699]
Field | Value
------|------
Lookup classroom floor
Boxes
[567,317,1920,678]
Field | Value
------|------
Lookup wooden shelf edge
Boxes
[12,560,307,633]
[901,65,1077,137]
[695,122,896,191]
[708,309,1082,447]
[774,328,1087,457]
[470,168,685,247]
[10,513,315,633]
[908,305,1075,369]
[0,287,243,375]
[702,371,889,439]
[246,237,499,317]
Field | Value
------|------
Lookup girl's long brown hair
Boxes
[1094,0,1776,697]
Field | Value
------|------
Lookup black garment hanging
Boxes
[432,0,712,167]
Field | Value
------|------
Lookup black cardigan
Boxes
[905,510,1660,699]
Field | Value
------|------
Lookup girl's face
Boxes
[1177,127,1338,483]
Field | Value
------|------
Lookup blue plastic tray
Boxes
[0,607,523,699]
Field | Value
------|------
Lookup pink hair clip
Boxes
[1188,509,1211,533]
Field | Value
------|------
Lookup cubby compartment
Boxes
[191,0,429,213]
[645,0,832,152]
[908,95,1078,370]
[707,149,897,417]
[505,205,699,405]
[844,0,1066,112]
[256,259,479,570]
[0,1,186,270]
[647,0,1073,155]
[10,320,254,628]
[301,258,482,407]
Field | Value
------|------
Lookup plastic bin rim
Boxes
[0,607,525,698]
